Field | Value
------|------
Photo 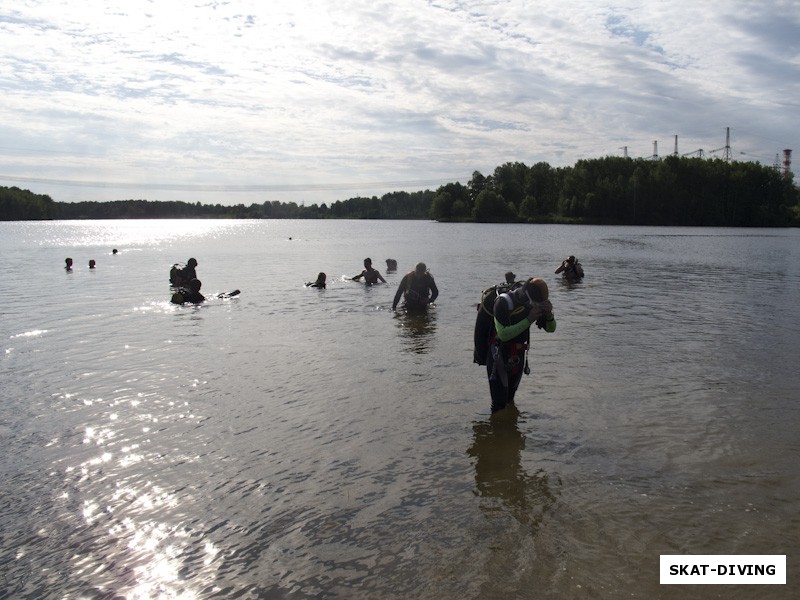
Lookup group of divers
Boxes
[65,249,584,413]
[167,256,441,311]
[164,253,585,414]
[63,253,237,305]
[305,257,440,312]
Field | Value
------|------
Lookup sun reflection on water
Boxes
[66,449,218,598]
[45,377,223,599]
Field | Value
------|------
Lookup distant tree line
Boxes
[0,187,437,221]
[2,156,798,226]
[0,186,57,220]
[432,156,799,226]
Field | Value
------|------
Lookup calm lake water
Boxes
[1,219,798,599]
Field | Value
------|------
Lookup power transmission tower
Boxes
[722,127,731,161]
[710,127,732,161]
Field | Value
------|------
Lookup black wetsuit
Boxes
[486,290,557,412]
[182,290,205,304]
[486,291,532,412]
[392,271,439,311]
[182,266,197,281]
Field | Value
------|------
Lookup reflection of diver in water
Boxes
[394,310,437,354]
[467,407,557,528]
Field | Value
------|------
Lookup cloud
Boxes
[0,0,797,205]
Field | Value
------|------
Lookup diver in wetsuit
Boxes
[172,278,205,304]
[306,272,327,288]
[486,277,556,413]
[392,262,438,312]
[170,258,199,286]
[555,255,584,280]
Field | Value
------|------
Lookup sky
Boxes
[1,0,799,206]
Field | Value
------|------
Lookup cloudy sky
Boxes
[1,0,798,206]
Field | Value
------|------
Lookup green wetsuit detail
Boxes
[494,316,532,342]
[494,312,556,340]
[544,316,557,333]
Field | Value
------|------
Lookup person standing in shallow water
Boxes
[170,258,199,287]
[486,277,556,413]
[555,255,584,280]
[65,257,73,271]
[392,262,438,312]
[351,258,386,285]
[182,258,198,281]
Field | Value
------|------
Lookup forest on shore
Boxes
[2,155,799,226]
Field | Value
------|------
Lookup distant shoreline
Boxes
[3,155,799,226]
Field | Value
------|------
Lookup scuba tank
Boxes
[473,281,523,365]
[169,263,184,285]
